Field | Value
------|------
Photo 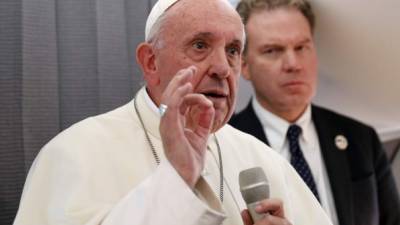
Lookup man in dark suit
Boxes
[230,0,400,224]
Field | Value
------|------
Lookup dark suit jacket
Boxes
[229,101,400,225]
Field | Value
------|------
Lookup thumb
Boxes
[241,210,253,225]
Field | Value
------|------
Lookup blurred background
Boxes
[1,0,399,224]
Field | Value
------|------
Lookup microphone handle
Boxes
[247,200,267,222]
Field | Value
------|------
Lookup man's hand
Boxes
[241,198,292,225]
[159,66,214,188]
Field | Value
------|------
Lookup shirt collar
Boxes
[143,87,161,116]
[252,98,313,151]
[296,104,313,145]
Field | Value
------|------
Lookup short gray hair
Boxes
[237,0,315,31]
[146,11,170,49]
[236,0,315,54]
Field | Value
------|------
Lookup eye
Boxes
[295,45,305,52]
[264,47,280,54]
[226,45,241,57]
[192,40,208,51]
[263,47,283,58]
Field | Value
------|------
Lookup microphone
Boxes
[239,167,270,222]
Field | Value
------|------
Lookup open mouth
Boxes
[199,90,229,110]
[204,93,225,98]
[202,90,227,99]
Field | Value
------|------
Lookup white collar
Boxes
[252,98,314,152]
[143,87,161,116]
[133,87,162,139]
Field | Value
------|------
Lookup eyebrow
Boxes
[261,37,312,48]
[189,32,243,48]
[298,38,312,45]
[230,39,243,50]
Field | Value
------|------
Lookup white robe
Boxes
[13,87,332,225]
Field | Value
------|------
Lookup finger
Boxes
[161,66,197,104]
[161,67,196,123]
[255,198,285,218]
[178,93,215,137]
[179,93,212,115]
[241,210,253,225]
[190,65,205,91]
[182,101,214,138]
[194,103,214,133]
[260,214,292,225]
[160,82,193,131]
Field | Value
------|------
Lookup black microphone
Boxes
[239,167,270,222]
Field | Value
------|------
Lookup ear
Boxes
[136,43,160,86]
[241,55,251,81]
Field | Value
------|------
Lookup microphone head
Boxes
[239,167,269,204]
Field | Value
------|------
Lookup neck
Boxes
[145,87,161,107]
[278,107,306,123]
[256,98,308,123]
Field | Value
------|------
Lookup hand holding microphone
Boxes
[239,167,291,225]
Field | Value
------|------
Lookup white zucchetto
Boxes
[145,0,179,41]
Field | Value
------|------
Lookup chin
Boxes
[211,117,224,132]
[211,125,220,133]
[212,110,231,132]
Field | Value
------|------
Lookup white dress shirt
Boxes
[252,98,339,225]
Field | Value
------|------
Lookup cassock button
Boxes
[335,135,348,150]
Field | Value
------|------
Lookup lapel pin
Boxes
[335,134,348,150]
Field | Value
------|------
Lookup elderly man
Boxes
[13,0,332,225]
[229,0,400,225]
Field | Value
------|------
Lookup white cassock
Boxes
[13,87,333,225]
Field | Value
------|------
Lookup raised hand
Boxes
[159,65,215,188]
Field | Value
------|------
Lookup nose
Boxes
[282,50,301,73]
[206,48,230,79]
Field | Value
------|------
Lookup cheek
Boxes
[228,75,239,101]
[191,70,206,88]
[305,62,318,89]
[305,53,318,76]
[250,59,278,79]
[254,75,281,98]
[254,71,274,89]
[160,73,176,90]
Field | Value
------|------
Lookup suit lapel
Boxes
[312,105,354,225]
[239,101,270,146]
[238,103,354,223]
